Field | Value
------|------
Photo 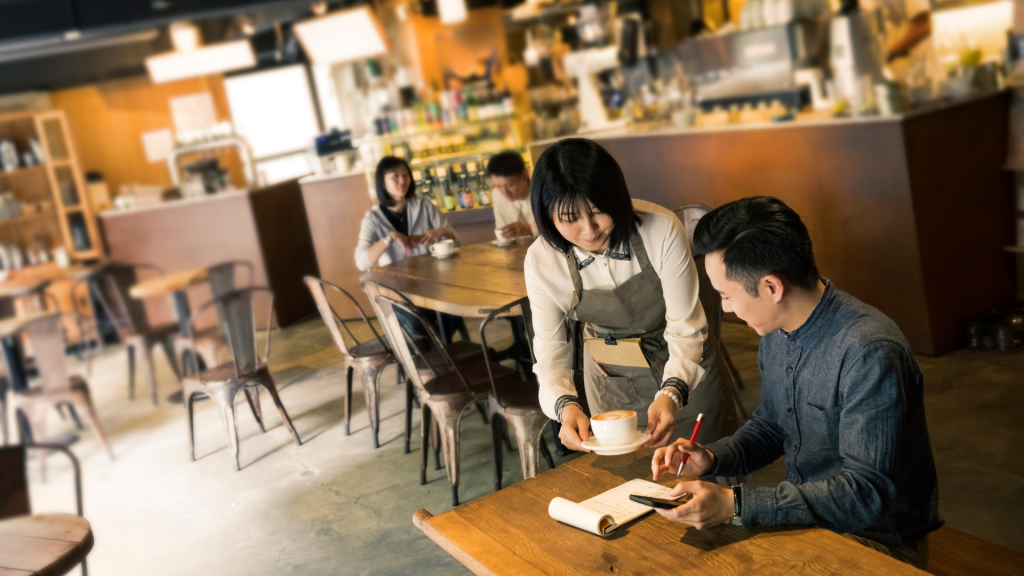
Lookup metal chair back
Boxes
[187,287,274,382]
[80,263,163,336]
[207,260,254,299]
[478,297,536,408]
[0,443,83,520]
[372,294,471,397]
[21,313,69,394]
[304,276,385,357]
[673,203,712,255]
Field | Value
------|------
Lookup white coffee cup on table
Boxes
[430,239,455,256]
[590,410,638,446]
[495,228,513,242]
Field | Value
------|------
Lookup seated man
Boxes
[487,150,537,240]
[651,196,942,569]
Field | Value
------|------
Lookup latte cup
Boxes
[590,410,638,446]
[430,239,455,256]
[495,228,512,242]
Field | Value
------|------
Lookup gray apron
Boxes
[566,230,738,444]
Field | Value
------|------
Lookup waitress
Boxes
[525,138,734,451]
[356,155,465,339]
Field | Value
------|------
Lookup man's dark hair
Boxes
[530,138,641,255]
[487,150,527,177]
[374,156,415,208]
[693,196,819,296]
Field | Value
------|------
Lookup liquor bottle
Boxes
[466,88,479,122]
[459,175,474,209]
[437,166,456,211]
[476,173,491,206]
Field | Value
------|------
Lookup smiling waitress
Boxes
[525,138,733,451]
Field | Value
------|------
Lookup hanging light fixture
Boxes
[293,5,389,65]
[438,0,468,25]
[145,22,256,84]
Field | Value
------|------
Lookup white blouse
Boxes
[524,199,708,420]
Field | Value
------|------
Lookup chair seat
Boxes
[348,337,392,359]
[490,378,543,415]
[423,361,519,399]
[189,362,266,386]
[418,340,489,374]
[142,322,180,341]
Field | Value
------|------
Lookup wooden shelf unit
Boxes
[0,110,103,260]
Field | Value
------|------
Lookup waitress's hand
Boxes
[558,404,592,452]
[643,395,677,449]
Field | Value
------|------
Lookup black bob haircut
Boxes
[375,156,415,208]
[530,138,641,255]
[487,150,527,177]
[693,196,820,296]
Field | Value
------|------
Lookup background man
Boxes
[487,150,537,239]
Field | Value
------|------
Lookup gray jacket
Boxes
[354,198,456,271]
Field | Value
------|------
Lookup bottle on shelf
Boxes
[476,172,491,206]
[458,173,474,209]
[438,166,456,211]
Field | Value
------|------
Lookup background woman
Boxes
[525,138,736,451]
[356,156,465,339]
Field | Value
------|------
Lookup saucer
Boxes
[491,239,515,247]
[581,432,651,456]
[431,247,460,259]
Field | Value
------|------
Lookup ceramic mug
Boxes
[495,228,513,242]
[430,239,455,256]
[590,410,638,446]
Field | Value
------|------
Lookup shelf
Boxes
[0,165,46,178]
[1005,245,1024,254]
[62,206,84,213]
[410,143,521,166]
[356,116,518,146]
[0,210,57,226]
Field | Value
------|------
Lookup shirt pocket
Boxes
[802,402,842,450]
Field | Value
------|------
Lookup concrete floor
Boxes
[17,318,1024,575]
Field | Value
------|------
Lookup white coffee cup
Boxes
[590,410,638,446]
[430,239,455,256]
[495,228,513,242]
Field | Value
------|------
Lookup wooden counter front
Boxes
[532,92,1016,355]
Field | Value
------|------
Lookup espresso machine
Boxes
[829,0,884,110]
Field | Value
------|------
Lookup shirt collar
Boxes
[571,243,631,270]
[779,278,835,345]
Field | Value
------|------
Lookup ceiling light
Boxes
[293,5,389,65]
[438,0,468,24]
[146,40,256,84]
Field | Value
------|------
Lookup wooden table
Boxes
[414,451,927,575]
[361,239,532,318]
[0,513,93,575]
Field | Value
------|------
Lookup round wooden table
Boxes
[0,513,93,575]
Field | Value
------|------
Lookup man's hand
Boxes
[642,394,677,449]
[418,227,449,245]
[655,481,734,530]
[558,404,591,452]
[651,438,715,480]
[499,222,530,240]
[388,231,415,256]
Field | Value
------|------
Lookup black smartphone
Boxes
[629,494,691,509]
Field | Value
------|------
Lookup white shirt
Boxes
[492,190,538,236]
[524,199,708,420]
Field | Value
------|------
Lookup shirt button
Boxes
[791,444,798,451]
[787,407,794,414]
[786,366,794,374]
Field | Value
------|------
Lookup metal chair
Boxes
[373,293,519,506]
[675,203,747,393]
[181,287,301,470]
[0,443,90,575]
[6,314,114,478]
[73,263,182,404]
[479,297,555,491]
[305,275,403,449]
[175,260,254,376]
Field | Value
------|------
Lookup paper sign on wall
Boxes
[169,92,218,134]
[141,128,174,163]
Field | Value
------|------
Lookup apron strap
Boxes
[563,225,656,311]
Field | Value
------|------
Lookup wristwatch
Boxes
[730,485,743,526]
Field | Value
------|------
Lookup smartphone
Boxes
[629,493,691,509]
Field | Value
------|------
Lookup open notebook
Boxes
[548,479,684,536]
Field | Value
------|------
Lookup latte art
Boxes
[592,410,635,421]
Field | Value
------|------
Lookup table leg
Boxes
[435,311,449,344]
[167,290,192,404]
[1,336,28,392]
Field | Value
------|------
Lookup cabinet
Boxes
[0,110,103,261]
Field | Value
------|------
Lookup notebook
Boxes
[584,337,649,369]
[548,479,683,536]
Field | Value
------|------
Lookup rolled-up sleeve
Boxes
[656,214,707,390]
[525,249,577,421]
[355,211,382,272]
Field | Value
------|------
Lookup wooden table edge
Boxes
[38,527,93,576]
[413,509,545,576]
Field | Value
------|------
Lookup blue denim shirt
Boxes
[704,280,943,547]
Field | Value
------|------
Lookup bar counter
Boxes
[98,179,320,328]
[532,91,1017,355]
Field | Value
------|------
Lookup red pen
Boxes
[677,413,704,476]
